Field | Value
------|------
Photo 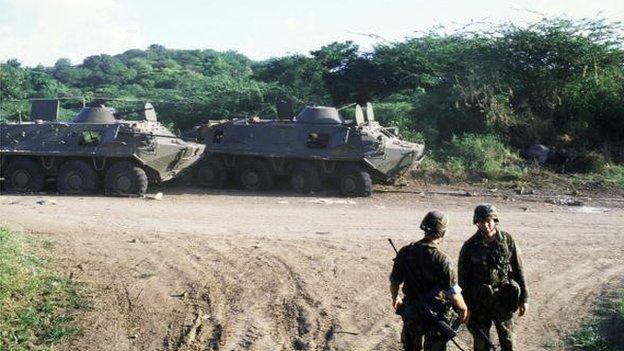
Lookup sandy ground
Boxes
[1,185,623,351]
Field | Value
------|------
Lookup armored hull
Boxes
[1,102,204,195]
[193,103,424,196]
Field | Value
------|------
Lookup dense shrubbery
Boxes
[443,134,523,179]
[1,17,623,182]
[416,134,524,181]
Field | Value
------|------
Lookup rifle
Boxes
[388,239,467,351]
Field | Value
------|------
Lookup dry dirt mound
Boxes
[1,188,623,350]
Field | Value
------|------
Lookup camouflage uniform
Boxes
[458,205,528,351]
[390,239,459,351]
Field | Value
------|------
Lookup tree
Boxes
[5,58,21,68]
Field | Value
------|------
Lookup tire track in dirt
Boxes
[149,234,252,351]
[265,253,338,350]
[154,235,335,350]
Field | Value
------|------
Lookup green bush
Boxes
[603,164,624,187]
[442,133,523,179]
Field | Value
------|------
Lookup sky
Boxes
[0,0,622,67]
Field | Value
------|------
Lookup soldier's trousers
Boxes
[469,310,514,351]
[401,319,447,351]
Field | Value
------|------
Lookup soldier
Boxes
[390,211,469,351]
[458,204,529,351]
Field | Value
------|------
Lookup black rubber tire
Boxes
[105,161,148,196]
[238,159,273,191]
[193,157,227,188]
[338,164,373,197]
[290,162,321,194]
[5,158,45,193]
[57,160,99,195]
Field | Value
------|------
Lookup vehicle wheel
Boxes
[290,162,321,194]
[5,158,45,193]
[105,161,148,196]
[338,164,372,197]
[57,160,99,194]
[193,157,227,188]
[238,159,273,191]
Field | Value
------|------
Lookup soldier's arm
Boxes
[509,235,529,304]
[389,252,404,309]
[437,252,469,323]
[436,251,461,297]
[390,282,401,309]
[450,293,469,323]
[457,244,472,305]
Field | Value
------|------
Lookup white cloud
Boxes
[0,0,144,66]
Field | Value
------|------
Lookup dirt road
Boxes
[1,187,623,350]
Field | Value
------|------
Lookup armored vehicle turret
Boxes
[192,103,424,197]
[1,100,205,196]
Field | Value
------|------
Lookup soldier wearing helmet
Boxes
[390,211,469,351]
[458,204,529,351]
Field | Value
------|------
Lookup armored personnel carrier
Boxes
[0,100,205,196]
[193,103,424,197]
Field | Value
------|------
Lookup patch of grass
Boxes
[0,226,87,350]
[568,322,610,350]
[558,290,624,350]
[564,164,624,191]
[41,239,55,250]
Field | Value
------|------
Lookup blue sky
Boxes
[0,0,622,67]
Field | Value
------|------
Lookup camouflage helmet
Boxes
[420,210,449,236]
[473,204,499,224]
